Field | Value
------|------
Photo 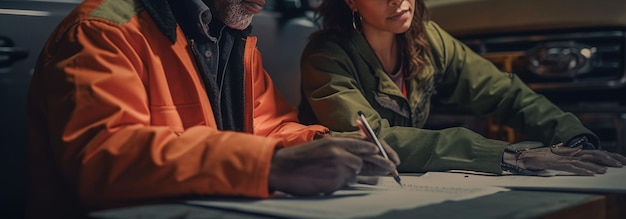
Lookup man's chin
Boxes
[226,19,253,30]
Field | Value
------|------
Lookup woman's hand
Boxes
[503,143,625,176]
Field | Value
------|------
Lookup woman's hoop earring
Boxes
[352,10,362,32]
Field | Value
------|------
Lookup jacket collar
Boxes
[351,32,405,98]
[139,0,178,43]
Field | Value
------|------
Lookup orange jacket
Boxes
[25,0,328,217]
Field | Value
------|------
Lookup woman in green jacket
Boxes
[299,0,626,175]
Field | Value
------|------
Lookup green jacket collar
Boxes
[351,32,406,98]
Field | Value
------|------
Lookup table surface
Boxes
[89,190,607,219]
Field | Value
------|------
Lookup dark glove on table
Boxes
[501,141,626,176]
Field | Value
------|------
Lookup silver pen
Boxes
[357,111,402,187]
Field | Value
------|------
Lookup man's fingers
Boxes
[310,139,365,175]
[380,140,401,166]
[356,176,380,185]
[359,164,392,176]
[333,147,364,174]
[328,137,379,155]
[344,169,359,187]
[358,155,396,176]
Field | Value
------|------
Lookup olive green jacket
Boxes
[299,21,596,174]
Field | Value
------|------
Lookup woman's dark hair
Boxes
[311,0,430,79]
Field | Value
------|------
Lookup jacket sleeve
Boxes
[425,22,598,146]
[300,36,505,174]
[30,20,279,208]
[248,46,329,146]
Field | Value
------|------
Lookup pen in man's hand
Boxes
[356,111,403,187]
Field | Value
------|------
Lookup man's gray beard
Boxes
[220,4,254,30]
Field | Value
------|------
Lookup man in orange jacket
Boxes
[25,0,400,218]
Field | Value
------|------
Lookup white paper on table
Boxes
[186,177,508,219]
[420,167,626,193]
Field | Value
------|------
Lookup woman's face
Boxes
[346,0,415,34]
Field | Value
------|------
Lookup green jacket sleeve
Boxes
[300,34,506,174]
[425,22,597,146]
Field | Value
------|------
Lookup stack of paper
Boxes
[187,178,507,219]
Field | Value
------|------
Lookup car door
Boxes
[0,1,78,218]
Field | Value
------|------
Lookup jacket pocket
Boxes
[150,105,184,133]
[374,93,410,118]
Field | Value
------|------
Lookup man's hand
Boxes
[354,139,401,185]
[503,143,626,176]
[268,137,399,196]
